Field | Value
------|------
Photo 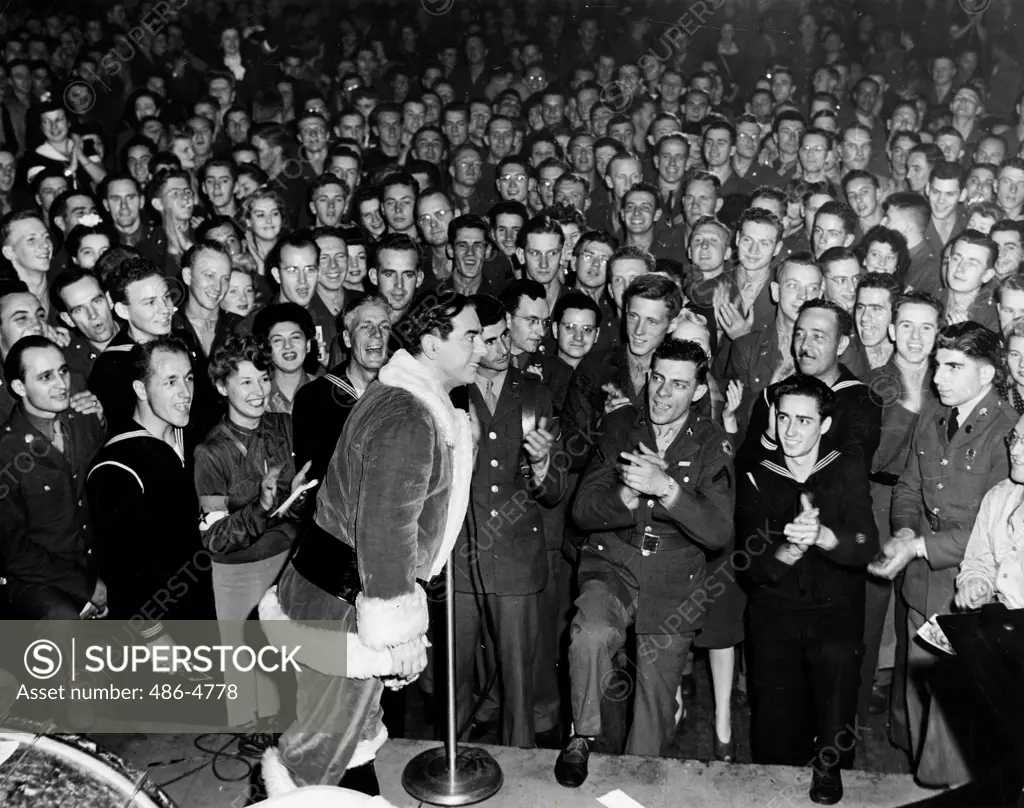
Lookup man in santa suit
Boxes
[257,292,484,798]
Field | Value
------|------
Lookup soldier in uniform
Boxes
[554,338,735,788]
[452,294,566,748]
[871,321,1016,788]
[723,253,823,439]
[0,335,106,618]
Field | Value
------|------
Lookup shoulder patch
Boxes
[721,439,734,458]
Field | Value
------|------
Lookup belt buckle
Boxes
[641,535,661,556]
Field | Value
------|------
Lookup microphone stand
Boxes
[402,556,503,805]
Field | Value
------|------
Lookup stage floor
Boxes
[100,733,937,807]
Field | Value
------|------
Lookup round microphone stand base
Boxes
[402,745,503,806]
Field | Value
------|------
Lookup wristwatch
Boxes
[659,477,678,499]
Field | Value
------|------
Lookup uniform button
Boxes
[644,525,653,533]
[932,507,939,514]
[490,459,498,467]
[940,459,948,466]
[490,510,498,517]
[597,544,603,551]
[488,431,497,440]
[533,527,538,532]
[647,500,655,507]
[683,477,689,483]
[936,483,943,490]
[78,499,83,506]
[490,485,499,493]
[43,485,50,491]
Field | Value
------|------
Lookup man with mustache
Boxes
[736,299,882,474]
[0,335,106,619]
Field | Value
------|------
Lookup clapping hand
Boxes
[954,576,993,611]
[783,493,820,547]
[868,529,920,579]
[723,380,743,434]
[523,416,555,466]
[713,286,754,341]
[617,441,671,497]
[602,383,631,414]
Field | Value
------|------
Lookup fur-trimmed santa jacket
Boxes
[260,349,473,679]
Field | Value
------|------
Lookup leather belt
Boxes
[869,471,899,487]
[290,523,428,604]
[290,523,363,604]
[626,532,692,555]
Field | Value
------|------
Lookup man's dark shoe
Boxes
[338,761,380,796]
[555,735,593,788]
[868,683,890,715]
[679,674,696,698]
[810,764,844,805]
[535,726,561,750]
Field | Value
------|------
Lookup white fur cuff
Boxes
[356,586,429,650]
[259,586,403,679]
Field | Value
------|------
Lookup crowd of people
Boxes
[0,0,1023,804]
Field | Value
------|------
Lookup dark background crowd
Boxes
[0,0,1022,804]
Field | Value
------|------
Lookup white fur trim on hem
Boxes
[259,586,412,679]
[348,724,388,769]
[261,747,297,798]
[356,586,429,650]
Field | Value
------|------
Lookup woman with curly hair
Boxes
[194,332,311,729]
[856,224,911,283]
[242,187,287,280]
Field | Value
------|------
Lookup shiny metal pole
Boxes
[402,557,503,805]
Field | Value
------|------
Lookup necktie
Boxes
[51,420,66,455]
[485,379,498,414]
[947,407,960,442]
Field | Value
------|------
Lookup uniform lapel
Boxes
[491,367,522,429]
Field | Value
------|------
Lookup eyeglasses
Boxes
[514,314,551,328]
[800,145,827,155]
[580,251,609,266]
[560,322,596,336]
[498,173,526,183]
[281,265,319,277]
[1005,431,1024,451]
[417,209,454,227]
[457,160,483,170]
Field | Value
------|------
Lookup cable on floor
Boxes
[150,731,273,789]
